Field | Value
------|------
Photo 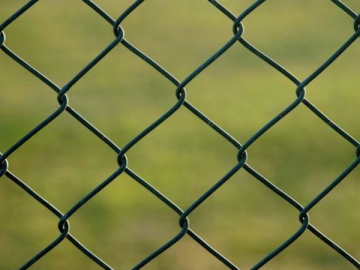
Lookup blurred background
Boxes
[0,0,360,269]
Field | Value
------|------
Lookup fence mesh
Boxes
[1,0,359,269]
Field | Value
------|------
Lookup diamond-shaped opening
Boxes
[64,42,180,149]
[100,0,241,79]
[66,173,186,269]
[244,104,356,201]
[5,111,121,208]
[0,1,116,83]
[222,0,358,77]
[119,106,239,207]
[182,168,304,268]
[1,1,359,269]
[185,51,298,144]
[0,115,187,269]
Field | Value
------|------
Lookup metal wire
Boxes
[0,0,359,269]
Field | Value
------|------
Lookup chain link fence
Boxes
[1,0,359,269]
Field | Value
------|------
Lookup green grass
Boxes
[1,1,360,269]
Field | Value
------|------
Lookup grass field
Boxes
[1,1,360,269]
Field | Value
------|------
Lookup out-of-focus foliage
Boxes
[0,1,359,269]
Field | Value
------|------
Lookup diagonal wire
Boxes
[0,0,359,269]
